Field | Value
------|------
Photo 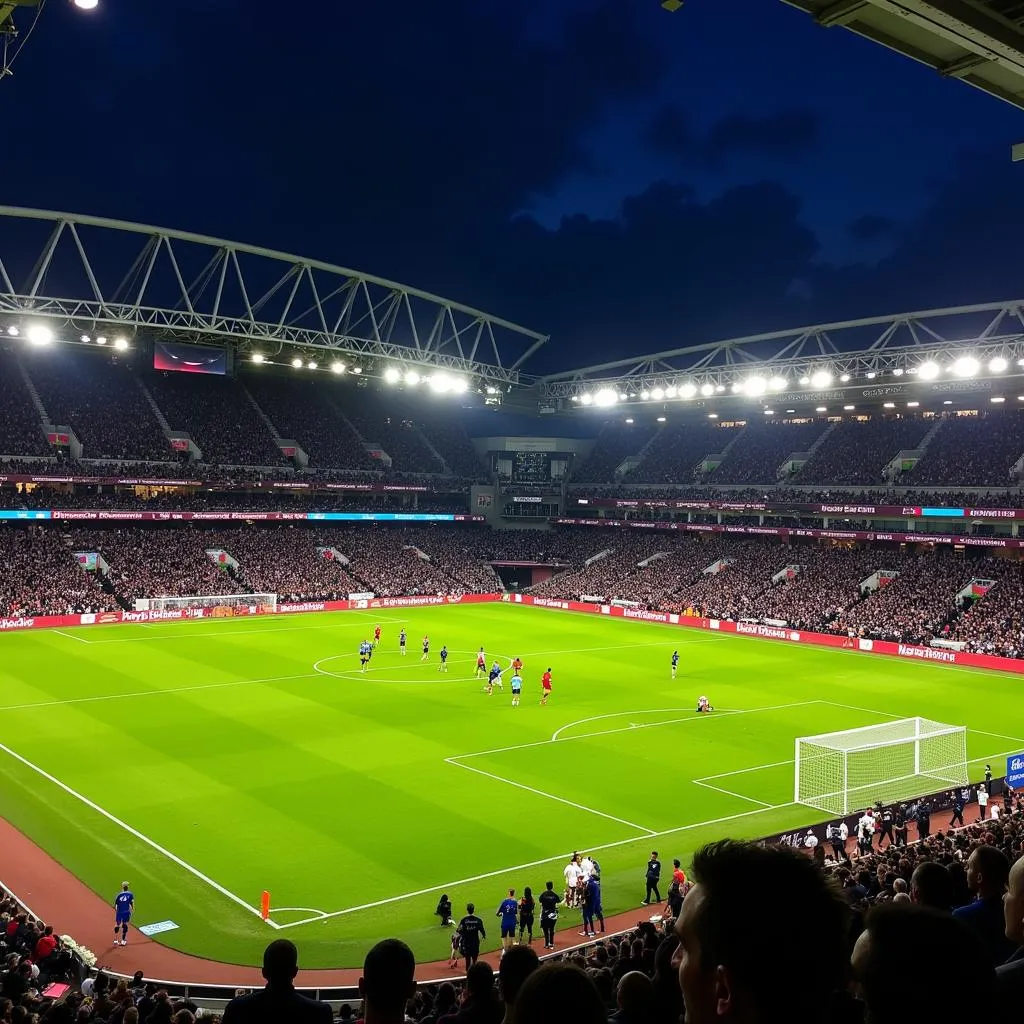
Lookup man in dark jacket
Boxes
[223,940,332,1023]
[642,851,662,905]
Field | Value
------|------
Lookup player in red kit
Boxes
[373,624,382,647]
[540,668,552,706]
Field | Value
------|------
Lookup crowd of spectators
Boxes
[626,424,740,485]
[145,373,289,468]
[709,420,828,484]
[0,349,51,457]
[242,376,379,472]
[798,417,932,486]
[417,419,488,481]
[906,410,1024,487]
[942,561,1024,658]
[23,352,171,463]
[346,406,445,475]
[572,422,655,483]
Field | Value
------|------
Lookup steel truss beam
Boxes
[0,207,547,387]
[540,302,1024,400]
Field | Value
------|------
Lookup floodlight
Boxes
[640,390,650,400]
[815,406,827,413]
[707,413,718,419]
[80,334,91,343]
[680,382,697,399]
[865,371,876,379]
[953,356,979,377]
[715,384,725,393]
[352,367,362,374]
[405,370,421,386]
[625,418,634,424]
[452,378,468,394]
[581,393,593,406]
[989,356,1008,373]
[251,353,265,364]
[769,377,787,392]
[73,0,99,9]
[651,387,664,401]
[114,337,129,351]
[665,385,677,399]
[656,416,666,422]
[384,367,401,384]
[843,405,855,411]
[291,357,303,368]
[27,324,53,345]
[892,368,904,377]
[763,409,774,415]
[907,401,919,408]
[331,361,345,374]
[594,388,618,407]
[430,373,452,393]
[307,361,317,370]
[96,336,107,345]
[730,382,742,394]
[917,361,939,380]
[883,402,895,408]
[618,393,628,401]
[799,376,810,386]
[992,396,1006,403]
[743,376,766,397]
[700,383,714,397]
[840,374,850,383]
[810,370,831,389]
[6,326,19,337]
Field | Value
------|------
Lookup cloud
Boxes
[704,111,820,163]
[646,105,693,158]
[847,214,900,244]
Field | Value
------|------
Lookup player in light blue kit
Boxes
[113,881,134,946]
[359,639,372,672]
[510,672,523,706]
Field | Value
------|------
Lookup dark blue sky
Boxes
[4,0,1023,373]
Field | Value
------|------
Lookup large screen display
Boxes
[153,342,227,375]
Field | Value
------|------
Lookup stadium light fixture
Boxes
[892,368,904,377]
[651,387,664,401]
[785,409,795,413]
[665,385,677,399]
[656,415,666,422]
[594,388,618,407]
[6,325,19,337]
[430,373,452,393]
[843,405,855,411]
[307,360,318,370]
[815,406,827,413]
[625,417,634,424]
[618,392,628,401]
[707,413,718,419]
[763,409,774,415]
[769,376,787,392]
[331,361,345,374]
[570,395,579,402]
[80,334,91,343]
[989,356,1008,373]
[865,371,876,379]
[27,324,53,345]
[839,373,850,383]
[715,384,725,393]
[384,367,401,384]
[114,336,129,351]
[917,361,939,380]
[730,382,742,394]
[291,357,303,368]
[680,382,697,399]
[96,336,107,345]
[700,383,714,397]
[405,370,421,386]
[810,370,832,389]
[883,401,895,408]
[799,376,810,386]
[1019,396,1024,401]
[640,390,650,400]
[907,401,919,408]
[743,376,766,397]
[944,400,954,405]
[73,0,100,9]
[452,378,468,394]
[992,396,1006,403]
[581,393,593,406]
[251,353,265,363]
[953,355,979,377]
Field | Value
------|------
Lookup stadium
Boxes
[2,2,1024,1021]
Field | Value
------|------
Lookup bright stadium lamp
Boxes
[80,334,91,343]
[291,357,303,368]
[651,387,664,401]
[307,360,318,370]
[581,393,593,406]
[810,370,832,389]
[953,356,979,377]
[331,361,345,374]
[917,361,939,380]
[251,353,265,363]
[989,356,1008,373]
[743,376,766,397]
[799,375,810,386]
[640,390,650,400]
[665,385,677,398]
[840,374,850,383]
[680,382,697,399]
[730,382,742,394]
[594,388,618,407]
[769,376,787,392]
[452,378,468,394]
[700,383,714,397]
[27,324,53,345]
[405,370,421,386]
[430,373,452,393]
[384,367,401,384]
[73,0,100,9]
[114,337,129,351]
[6,326,19,337]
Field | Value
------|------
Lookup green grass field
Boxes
[0,603,1022,969]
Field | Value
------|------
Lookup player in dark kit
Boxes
[438,645,449,672]
[456,903,486,969]
[113,881,134,946]
[671,650,679,679]
[399,628,407,655]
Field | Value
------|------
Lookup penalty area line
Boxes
[0,739,276,928]
[271,800,794,930]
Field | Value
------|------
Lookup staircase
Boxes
[919,417,945,450]
[808,420,838,454]
[239,382,282,440]
[16,356,51,426]
[626,425,676,479]
[134,373,173,434]
[414,424,450,474]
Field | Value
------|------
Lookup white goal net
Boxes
[794,717,969,816]
[135,593,278,616]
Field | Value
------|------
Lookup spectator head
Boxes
[510,963,607,1024]
[910,862,955,911]
[616,971,655,1017]
[465,961,495,1001]
[852,903,995,1022]
[892,892,911,905]
[498,945,539,1009]
[965,845,1010,900]
[671,839,849,1024]
[261,939,299,987]
[359,939,416,1022]
[1005,854,1024,945]
[892,878,907,895]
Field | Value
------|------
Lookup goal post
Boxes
[794,718,969,816]
[137,593,278,616]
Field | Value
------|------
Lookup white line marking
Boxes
[272,800,793,929]
[52,630,90,644]
[0,673,322,714]
[268,907,331,920]
[695,758,796,782]
[444,757,658,834]
[0,739,275,927]
[691,780,777,808]
[967,728,1024,745]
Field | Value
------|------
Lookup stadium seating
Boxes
[905,410,1024,487]
[797,417,933,485]
[709,421,828,484]
[345,402,445,474]
[571,421,656,482]
[0,348,51,457]
[627,423,739,484]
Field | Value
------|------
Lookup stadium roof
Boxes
[782,0,1024,115]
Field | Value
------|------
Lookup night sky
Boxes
[4,0,1023,374]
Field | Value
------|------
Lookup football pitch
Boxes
[0,602,1022,969]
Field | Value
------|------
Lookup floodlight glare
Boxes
[80,334,91,343]
[656,416,666,423]
[430,373,452,393]
[992,396,1006,403]
[730,382,742,394]
[700,383,714,397]
[665,386,677,399]
[384,367,401,384]
[27,324,53,346]
[680,382,697,399]
[763,409,774,415]
[73,0,99,9]
[307,361,318,370]
[291,357,303,368]
[581,393,593,406]
[917,361,939,380]
[625,418,634,424]
[594,388,618,407]
[6,326,19,337]
[96,336,107,345]
[953,356,979,377]
[865,371,876,379]
[989,356,1008,373]
[892,368,904,377]
[715,384,725,393]
[799,376,810,386]
[452,378,468,394]
[843,405,855,411]
[405,370,421,386]
[907,401,919,408]
[651,387,665,401]
[769,377,787,392]
[251,353,265,363]
[331,361,345,374]
[816,406,827,413]
[640,390,650,400]
[113,337,129,352]
[743,376,766,397]
[810,370,831,389]
[840,374,850,383]
[618,393,628,401]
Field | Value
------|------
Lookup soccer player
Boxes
[398,628,407,655]
[113,881,134,946]
[671,650,679,679]
[497,888,518,954]
[373,623,382,647]
[696,695,713,713]
[511,656,523,674]
[487,661,503,695]
[540,667,552,706]
[475,648,486,678]
[421,635,430,661]
[438,645,449,672]
[510,671,522,706]
[359,639,372,672]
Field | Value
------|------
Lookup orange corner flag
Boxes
[261,891,271,921]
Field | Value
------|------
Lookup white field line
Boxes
[691,780,777,808]
[0,672,323,714]
[444,757,658,835]
[454,700,818,761]
[80,617,409,644]
[695,757,796,782]
[271,800,793,930]
[52,630,90,644]
[553,707,733,742]
[0,739,275,927]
